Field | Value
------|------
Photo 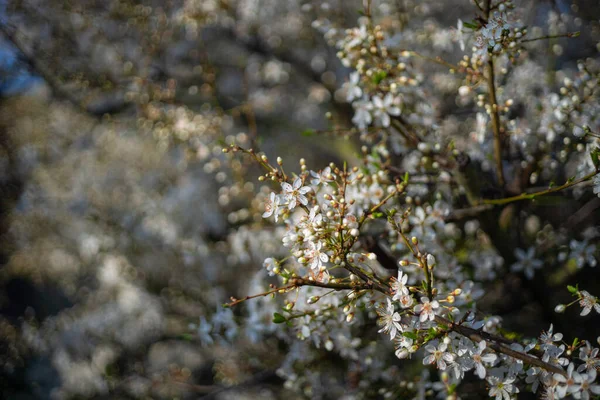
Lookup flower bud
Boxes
[396,349,409,359]
[441,371,449,384]
[411,237,418,245]
[426,254,436,268]
[554,304,566,313]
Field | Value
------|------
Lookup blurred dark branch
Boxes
[200,370,280,399]
[0,22,129,117]
[444,204,494,221]
[215,27,354,121]
[563,197,600,230]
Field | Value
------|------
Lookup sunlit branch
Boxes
[225,284,297,307]
[481,171,599,206]
[289,277,375,292]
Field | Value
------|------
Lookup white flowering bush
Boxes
[2,0,600,399]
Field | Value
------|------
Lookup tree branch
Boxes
[481,171,599,206]
[0,22,128,117]
[435,315,567,376]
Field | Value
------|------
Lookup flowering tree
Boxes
[218,1,600,399]
[2,0,600,399]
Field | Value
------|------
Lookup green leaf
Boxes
[589,146,600,170]
[403,172,409,185]
[372,71,387,85]
[403,331,418,340]
[302,129,316,137]
[372,211,384,218]
[567,284,579,294]
[272,312,287,324]
[462,21,478,30]
[448,383,457,395]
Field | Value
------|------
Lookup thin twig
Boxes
[225,284,297,307]
[520,32,580,43]
[481,171,598,206]
[290,277,375,292]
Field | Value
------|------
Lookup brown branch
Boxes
[486,59,505,187]
[290,277,376,292]
[225,284,297,307]
[445,204,494,221]
[435,315,567,376]
[482,0,505,188]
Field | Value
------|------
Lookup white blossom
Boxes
[281,177,311,210]
[345,72,363,102]
[303,241,329,270]
[391,270,409,300]
[372,93,401,127]
[578,369,600,399]
[352,97,373,129]
[310,166,335,186]
[487,375,519,400]
[262,192,281,221]
[470,340,497,378]
[593,173,600,198]
[376,298,403,340]
[579,290,600,316]
[414,297,439,322]
[422,341,455,370]
[510,247,543,279]
[554,363,582,398]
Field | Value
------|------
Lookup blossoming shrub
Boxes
[212,1,600,399]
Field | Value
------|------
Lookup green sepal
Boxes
[272,312,287,324]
